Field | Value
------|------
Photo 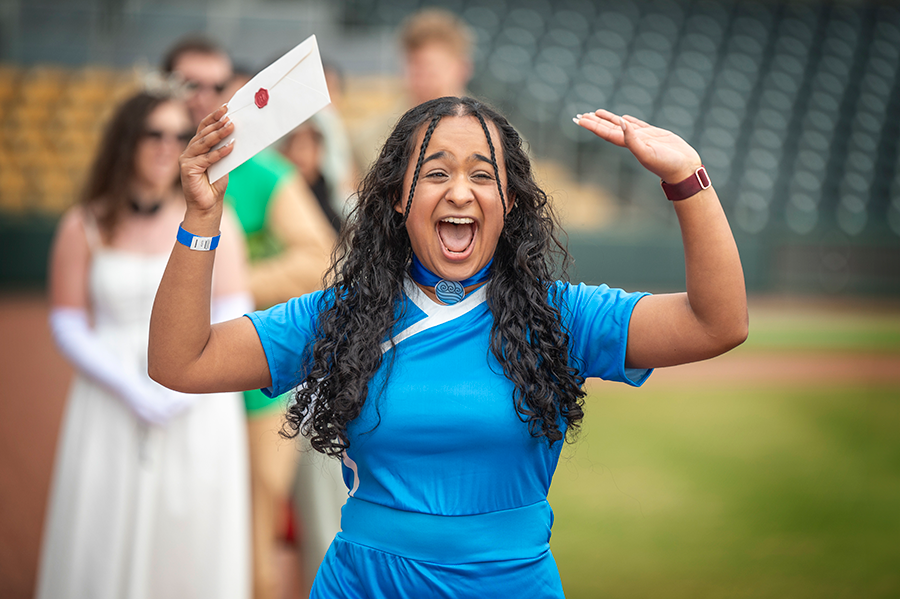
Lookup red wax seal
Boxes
[255,88,269,109]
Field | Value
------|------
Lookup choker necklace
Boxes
[128,197,164,216]
[410,255,493,305]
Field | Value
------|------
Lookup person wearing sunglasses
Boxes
[37,91,253,599]
[141,127,194,146]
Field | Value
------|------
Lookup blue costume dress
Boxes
[248,278,651,598]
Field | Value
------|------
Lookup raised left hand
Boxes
[574,109,702,184]
[180,105,235,215]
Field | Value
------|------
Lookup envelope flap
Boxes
[250,38,315,90]
[283,73,330,99]
[227,37,316,112]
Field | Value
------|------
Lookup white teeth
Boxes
[441,217,474,224]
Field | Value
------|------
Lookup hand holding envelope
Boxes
[207,35,331,183]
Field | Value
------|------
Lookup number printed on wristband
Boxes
[190,236,213,251]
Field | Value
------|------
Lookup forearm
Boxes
[149,207,222,389]
[149,107,272,393]
[673,185,748,347]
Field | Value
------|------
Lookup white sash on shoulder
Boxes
[380,277,488,354]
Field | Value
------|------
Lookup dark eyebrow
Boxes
[422,151,446,164]
[421,151,493,166]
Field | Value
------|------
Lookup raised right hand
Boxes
[574,109,701,185]
[179,105,235,214]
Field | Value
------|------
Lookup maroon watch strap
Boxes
[660,166,711,201]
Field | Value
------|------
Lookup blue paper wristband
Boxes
[176,222,220,251]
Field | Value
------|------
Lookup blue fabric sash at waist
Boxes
[338,497,554,564]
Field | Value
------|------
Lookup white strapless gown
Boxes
[36,248,250,599]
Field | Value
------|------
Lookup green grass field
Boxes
[738,305,900,354]
[547,305,900,598]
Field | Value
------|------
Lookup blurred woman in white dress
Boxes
[36,90,251,599]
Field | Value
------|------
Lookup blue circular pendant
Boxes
[434,279,465,305]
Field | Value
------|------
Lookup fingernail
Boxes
[575,113,583,119]
[572,117,580,124]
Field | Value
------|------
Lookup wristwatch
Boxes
[660,165,711,201]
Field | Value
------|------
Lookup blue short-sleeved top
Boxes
[247,279,650,519]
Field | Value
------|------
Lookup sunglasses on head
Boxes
[142,129,194,145]
[183,79,229,95]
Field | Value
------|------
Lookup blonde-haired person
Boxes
[351,8,476,172]
[401,8,474,107]
[36,91,251,599]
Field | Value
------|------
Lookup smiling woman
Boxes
[149,95,748,598]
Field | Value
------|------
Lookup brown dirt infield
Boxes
[639,350,900,388]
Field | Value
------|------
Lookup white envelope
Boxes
[208,34,331,183]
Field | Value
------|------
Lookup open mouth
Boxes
[437,217,476,256]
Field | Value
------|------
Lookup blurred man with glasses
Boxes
[162,35,337,599]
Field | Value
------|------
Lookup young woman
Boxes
[38,91,251,599]
[150,96,747,597]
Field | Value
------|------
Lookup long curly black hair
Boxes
[283,96,586,456]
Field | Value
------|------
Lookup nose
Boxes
[444,174,474,207]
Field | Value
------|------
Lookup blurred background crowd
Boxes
[1,0,899,598]
[2,0,899,292]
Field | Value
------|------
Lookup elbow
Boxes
[727,321,749,351]
[148,354,206,394]
[147,358,170,388]
[734,305,750,347]
[737,315,750,347]
[147,354,182,392]
[715,310,749,355]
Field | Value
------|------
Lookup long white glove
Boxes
[49,293,252,425]
[50,307,193,425]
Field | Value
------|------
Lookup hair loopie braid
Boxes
[473,110,507,216]
[402,114,442,224]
